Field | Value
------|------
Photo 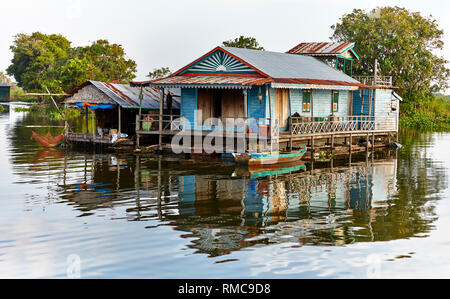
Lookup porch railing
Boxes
[136,114,183,132]
[136,114,279,139]
[289,116,397,135]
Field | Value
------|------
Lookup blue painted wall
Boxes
[181,86,356,131]
[248,85,266,119]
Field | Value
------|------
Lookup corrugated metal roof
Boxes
[222,47,359,84]
[66,81,180,109]
[150,75,271,88]
[286,42,354,55]
[149,76,364,91]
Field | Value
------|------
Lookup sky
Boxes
[0,0,449,87]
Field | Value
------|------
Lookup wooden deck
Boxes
[66,133,114,145]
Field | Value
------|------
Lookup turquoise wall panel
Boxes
[248,86,266,119]
[353,89,374,117]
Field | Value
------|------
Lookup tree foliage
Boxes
[331,6,449,104]
[0,71,12,84]
[147,67,171,79]
[6,33,137,93]
[222,36,264,50]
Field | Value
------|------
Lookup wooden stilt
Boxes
[311,136,315,160]
[85,106,89,134]
[331,134,334,154]
[137,87,143,149]
[92,109,96,143]
[372,132,375,152]
[64,104,68,140]
[349,133,352,154]
[159,88,164,151]
[118,106,122,135]
[366,133,369,151]
[136,115,140,148]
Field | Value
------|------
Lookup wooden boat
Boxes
[31,131,64,147]
[232,147,307,165]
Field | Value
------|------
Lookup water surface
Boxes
[0,105,449,278]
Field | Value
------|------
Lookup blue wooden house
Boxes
[136,45,400,153]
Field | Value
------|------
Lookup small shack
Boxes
[286,42,359,76]
[0,83,11,102]
[63,80,180,146]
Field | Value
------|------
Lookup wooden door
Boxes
[221,90,244,119]
[274,89,289,128]
[197,89,214,124]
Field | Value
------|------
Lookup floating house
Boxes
[63,80,180,146]
[0,83,11,102]
[134,45,400,154]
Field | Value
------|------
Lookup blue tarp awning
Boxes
[75,103,115,110]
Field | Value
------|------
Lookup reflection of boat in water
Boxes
[232,148,306,166]
[233,161,307,179]
[31,131,64,147]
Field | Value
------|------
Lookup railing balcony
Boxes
[353,76,393,87]
[289,116,397,135]
[136,114,280,140]
[136,114,182,133]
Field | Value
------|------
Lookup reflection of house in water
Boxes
[175,153,400,255]
[178,155,398,224]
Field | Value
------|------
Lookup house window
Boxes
[302,90,311,112]
[332,91,339,113]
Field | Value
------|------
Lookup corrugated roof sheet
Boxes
[149,76,364,90]
[66,81,180,109]
[222,47,359,84]
[150,76,271,87]
[286,42,354,55]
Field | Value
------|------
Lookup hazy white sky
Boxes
[0,0,449,83]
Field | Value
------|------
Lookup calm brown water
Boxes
[0,104,449,278]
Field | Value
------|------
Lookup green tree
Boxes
[147,67,171,79]
[7,32,71,93]
[0,71,12,84]
[222,36,264,50]
[331,6,449,106]
[7,33,137,93]
[69,39,137,83]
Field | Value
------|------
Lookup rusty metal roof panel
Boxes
[72,81,180,109]
[286,42,355,55]
[150,76,271,88]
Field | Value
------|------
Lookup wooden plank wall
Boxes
[290,89,350,118]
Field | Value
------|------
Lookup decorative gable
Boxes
[180,50,259,75]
